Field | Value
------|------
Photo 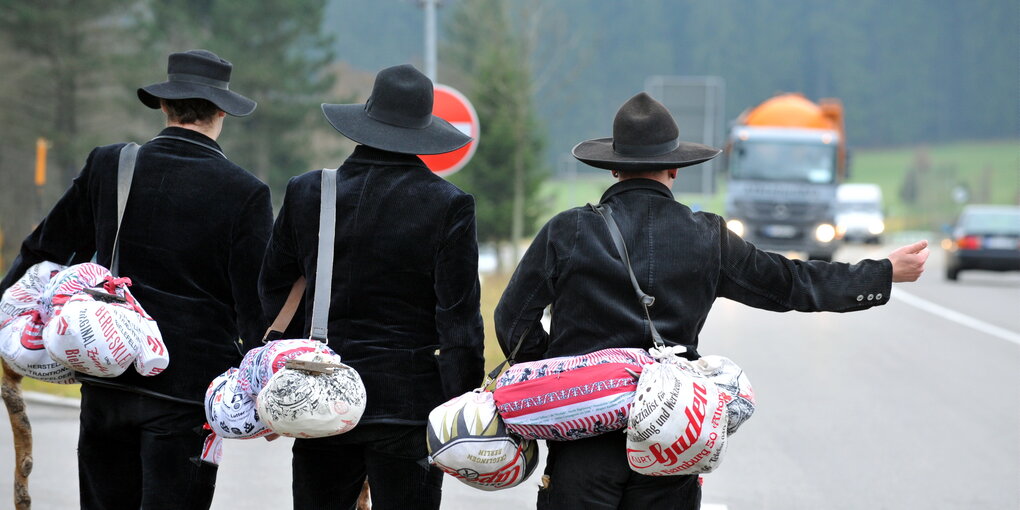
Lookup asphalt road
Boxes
[1,240,1017,509]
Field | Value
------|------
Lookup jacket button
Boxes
[867,294,874,301]
[876,293,883,300]
[857,295,864,302]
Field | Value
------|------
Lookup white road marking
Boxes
[702,505,728,510]
[892,289,1020,346]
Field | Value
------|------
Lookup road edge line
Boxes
[892,288,1020,347]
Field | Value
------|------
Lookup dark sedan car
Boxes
[944,205,1020,280]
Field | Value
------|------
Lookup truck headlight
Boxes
[815,223,836,243]
[726,219,745,237]
[868,221,885,235]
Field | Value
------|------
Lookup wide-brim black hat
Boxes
[138,49,256,117]
[321,64,471,155]
[572,92,721,171]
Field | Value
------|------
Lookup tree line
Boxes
[330,0,1018,160]
[0,0,547,272]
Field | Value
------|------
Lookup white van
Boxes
[836,183,885,244]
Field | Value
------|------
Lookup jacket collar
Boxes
[344,144,428,169]
[156,126,223,151]
[599,178,674,203]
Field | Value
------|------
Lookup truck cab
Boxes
[724,94,847,262]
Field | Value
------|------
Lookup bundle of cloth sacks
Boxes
[204,339,367,444]
[0,261,169,383]
[426,346,756,491]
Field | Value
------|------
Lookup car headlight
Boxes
[815,223,836,243]
[726,219,745,238]
[868,221,885,235]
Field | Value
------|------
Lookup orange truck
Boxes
[723,93,848,261]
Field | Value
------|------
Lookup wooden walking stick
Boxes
[1,359,31,509]
[357,479,370,509]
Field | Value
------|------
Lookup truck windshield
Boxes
[730,141,836,183]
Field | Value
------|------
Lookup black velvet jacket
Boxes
[0,127,273,402]
[258,145,485,425]
[495,178,893,362]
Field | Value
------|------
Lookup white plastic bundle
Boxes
[236,339,335,397]
[427,390,538,491]
[626,348,729,476]
[205,339,338,440]
[42,281,169,378]
[204,368,270,439]
[39,263,111,321]
[0,261,65,325]
[256,351,366,439]
[0,311,76,384]
[690,355,756,435]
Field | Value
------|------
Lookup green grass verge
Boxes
[0,364,81,398]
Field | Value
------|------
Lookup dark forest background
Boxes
[0,0,1016,268]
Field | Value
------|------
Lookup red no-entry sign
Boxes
[420,84,479,177]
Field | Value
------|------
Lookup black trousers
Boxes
[78,384,217,510]
[291,423,443,510]
[538,431,702,510]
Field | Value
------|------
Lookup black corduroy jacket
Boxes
[258,145,485,425]
[0,127,273,402]
[495,178,893,362]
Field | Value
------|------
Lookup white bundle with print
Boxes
[42,268,168,378]
[204,368,269,439]
[0,261,65,325]
[204,339,336,439]
[236,339,336,397]
[38,263,111,322]
[0,262,76,383]
[427,389,539,491]
[0,311,76,384]
[690,355,756,435]
[626,349,729,476]
[256,351,366,439]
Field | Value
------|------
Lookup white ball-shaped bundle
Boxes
[626,357,729,476]
[38,263,110,322]
[0,311,76,384]
[204,368,270,439]
[690,355,756,435]
[0,261,65,325]
[237,339,335,397]
[256,352,366,439]
[43,293,144,378]
[427,389,538,491]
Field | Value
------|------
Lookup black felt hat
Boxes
[572,92,721,171]
[138,49,256,117]
[321,64,471,155]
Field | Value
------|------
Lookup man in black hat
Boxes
[259,64,485,509]
[0,49,271,509]
[494,92,929,509]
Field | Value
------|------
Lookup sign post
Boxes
[420,84,479,177]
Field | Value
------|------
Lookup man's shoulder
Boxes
[286,168,326,193]
[688,208,725,227]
